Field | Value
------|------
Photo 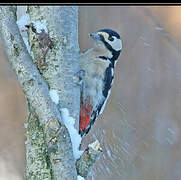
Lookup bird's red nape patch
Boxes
[79,102,93,133]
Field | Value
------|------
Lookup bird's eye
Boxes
[108,36,114,41]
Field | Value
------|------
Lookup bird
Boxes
[79,28,122,137]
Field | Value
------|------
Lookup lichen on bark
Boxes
[26,105,52,180]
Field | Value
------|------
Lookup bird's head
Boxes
[89,28,122,63]
[90,29,122,52]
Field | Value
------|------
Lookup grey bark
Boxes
[0,6,101,180]
[0,6,77,180]
[26,6,80,179]
[27,6,80,124]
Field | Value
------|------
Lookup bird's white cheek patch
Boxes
[109,38,122,51]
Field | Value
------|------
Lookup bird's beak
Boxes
[89,33,102,41]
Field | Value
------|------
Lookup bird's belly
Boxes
[84,75,104,109]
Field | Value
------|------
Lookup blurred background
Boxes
[1,6,181,180]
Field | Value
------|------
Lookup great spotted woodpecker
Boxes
[79,28,122,136]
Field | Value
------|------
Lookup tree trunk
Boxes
[26,6,80,179]
[0,6,101,180]
[0,6,79,180]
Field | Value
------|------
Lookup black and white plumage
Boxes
[79,28,122,136]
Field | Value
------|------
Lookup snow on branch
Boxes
[61,108,83,160]
[77,175,85,180]
[49,89,60,105]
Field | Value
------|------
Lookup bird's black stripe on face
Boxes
[98,56,108,60]
[103,40,121,63]
[98,34,121,66]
